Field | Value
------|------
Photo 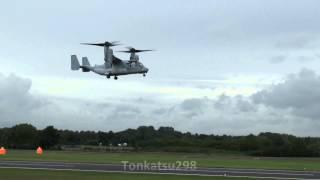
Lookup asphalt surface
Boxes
[0,160,320,179]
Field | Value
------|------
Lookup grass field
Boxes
[1,150,320,171]
[0,168,249,180]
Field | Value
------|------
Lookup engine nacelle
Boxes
[107,48,113,62]
[130,54,139,62]
[134,54,139,61]
[104,46,114,62]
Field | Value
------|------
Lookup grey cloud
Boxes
[234,95,257,112]
[213,94,256,113]
[0,74,47,126]
[180,98,208,111]
[152,108,169,115]
[213,94,231,110]
[113,105,141,114]
[178,98,210,118]
[2,72,320,136]
[275,35,316,50]
[252,69,320,119]
[296,55,315,62]
[269,55,286,64]
[268,55,316,64]
[152,106,176,118]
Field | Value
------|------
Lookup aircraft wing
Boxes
[112,55,122,64]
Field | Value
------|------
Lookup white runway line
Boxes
[0,162,72,167]
[161,168,314,176]
[200,167,320,173]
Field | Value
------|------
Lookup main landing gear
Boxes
[106,75,118,80]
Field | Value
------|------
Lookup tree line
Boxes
[1,124,320,157]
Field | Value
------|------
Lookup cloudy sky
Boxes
[1,0,320,136]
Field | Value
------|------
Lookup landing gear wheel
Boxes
[106,75,110,79]
[143,73,146,77]
[114,76,118,80]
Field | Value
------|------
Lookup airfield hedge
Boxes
[1,124,320,157]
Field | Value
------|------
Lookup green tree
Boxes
[39,126,60,149]
[8,124,38,149]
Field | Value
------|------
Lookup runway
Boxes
[0,160,320,179]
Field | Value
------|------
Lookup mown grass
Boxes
[1,150,320,171]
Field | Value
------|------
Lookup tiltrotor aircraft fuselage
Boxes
[71,41,152,80]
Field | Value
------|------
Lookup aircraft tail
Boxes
[81,57,90,72]
[71,55,80,70]
[82,57,90,66]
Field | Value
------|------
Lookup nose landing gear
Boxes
[143,73,146,77]
[114,76,118,80]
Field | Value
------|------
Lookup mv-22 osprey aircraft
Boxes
[71,41,152,80]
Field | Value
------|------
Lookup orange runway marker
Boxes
[0,147,6,155]
[36,147,43,155]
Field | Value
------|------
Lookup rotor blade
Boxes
[81,41,121,47]
[117,48,154,53]
[135,49,154,52]
[81,43,105,46]
[117,50,132,53]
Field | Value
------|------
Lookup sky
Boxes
[1,0,320,136]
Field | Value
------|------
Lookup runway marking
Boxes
[160,168,314,176]
[0,166,314,180]
[200,167,320,173]
[0,160,122,166]
[0,162,72,168]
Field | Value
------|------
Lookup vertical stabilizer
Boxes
[71,55,80,70]
[81,57,91,72]
[82,57,90,66]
